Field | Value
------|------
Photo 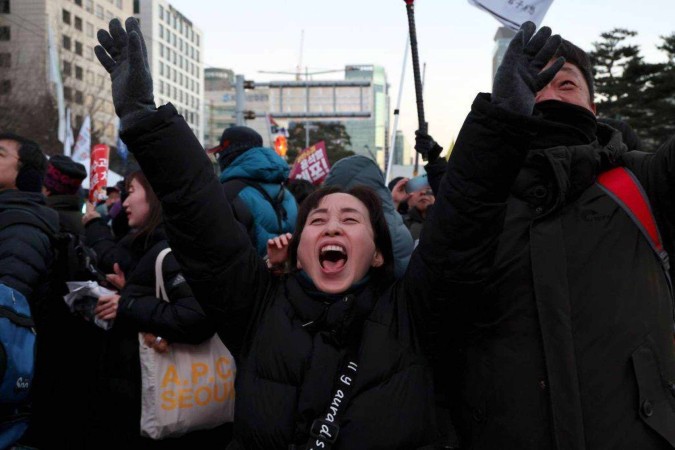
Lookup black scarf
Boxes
[533,100,598,148]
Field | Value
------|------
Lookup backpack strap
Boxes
[596,167,674,327]
[154,248,172,301]
[224,178,287,234]
[596,167,670,273]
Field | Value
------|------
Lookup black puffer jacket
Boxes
[45,194,84,236]
[120,104,460,449]
[88,227,220,449]
[0,190,58,301]
[434,94,675,450]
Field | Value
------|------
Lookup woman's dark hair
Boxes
[288,185,394,291]
[125,170,162,247]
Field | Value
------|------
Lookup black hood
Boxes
[0,189,60,235]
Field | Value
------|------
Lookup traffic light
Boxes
[274,135,287,157]
[244,111,256,120]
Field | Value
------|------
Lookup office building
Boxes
[134,0,204,142]
[0,0,133,147]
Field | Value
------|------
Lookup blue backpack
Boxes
[0,283,35,448]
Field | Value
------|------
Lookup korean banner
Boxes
[289,141,331,185]
[468,0,554,30]
[89,144,110,203]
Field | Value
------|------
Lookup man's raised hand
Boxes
[95,18,155,130]
[492,21,564,116]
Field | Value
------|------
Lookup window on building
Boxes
[75,90,84,104]
[159,43,164,58]
[74,16,82,31]
[159,5,164,20]
[115,0,122,9]
[62,35,71,50]
[63,60,72,76]
[86,22,94,37]
[74,0,82,6]
[62,9,71,25]
[75,41,83,56]
[0,80,11,95]
[105,10,113,22]
[75,65,83,80]
[159,24,164,40]
[159,61,164,76]
[64,86,72,101]
[86,46,94,61]
[0,26,8,41]
[95,4,103,19]
[133,0,139,14]
[85,0,93,13]
[0,0,10,14]
[0,53,10,68]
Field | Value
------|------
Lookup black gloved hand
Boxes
[95,18,155,131]
[492,21,564,116]
[415,129,443,161]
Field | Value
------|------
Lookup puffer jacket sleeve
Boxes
[120,104,272,355]
[0,222,53,299]
[117,247,216,345]
[84,217,132,273]
[402,93,540,352]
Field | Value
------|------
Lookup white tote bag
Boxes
[139,248,236,440]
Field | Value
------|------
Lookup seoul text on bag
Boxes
[139,248,235,440]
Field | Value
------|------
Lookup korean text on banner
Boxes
[89,144,110,203]
[467,0,554,30]
[289,141,331,185]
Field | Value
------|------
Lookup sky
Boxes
[168,0,675,156]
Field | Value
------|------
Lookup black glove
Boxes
[492,21,564,116]
[95,18,155,131]
[415,130,443,161]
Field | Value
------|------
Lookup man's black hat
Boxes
[207,126,264,171]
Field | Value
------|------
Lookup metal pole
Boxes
[404,0,426,176]
[413,62,428,176]
[385,35,409,183]
[305,122,310,149]
[404,0,426,133]
[235,74,245,126]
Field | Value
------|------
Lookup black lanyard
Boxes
[302,348,359,450]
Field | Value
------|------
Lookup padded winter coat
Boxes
[435,93,675,450]
[120,104,462,449]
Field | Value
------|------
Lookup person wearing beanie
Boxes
[43,154,87,235]
[0,133,59,448]
[418,22,675,450]
[209,126,298,256]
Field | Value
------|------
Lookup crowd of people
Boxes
[0,16,674,450]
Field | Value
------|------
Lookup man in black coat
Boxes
[0,133,58,446]
[421,23,675,450]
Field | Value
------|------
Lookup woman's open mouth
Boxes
[319,244,348,273]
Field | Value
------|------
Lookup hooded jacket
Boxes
[219,147,298,256]
[324,155,414,278]
[119,104,465,449]
[433,94,675,450]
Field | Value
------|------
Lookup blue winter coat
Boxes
[219,147,298,256]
